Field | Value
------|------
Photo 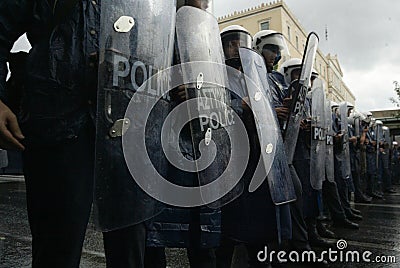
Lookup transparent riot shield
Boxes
[325,101,335,183]
[375,122,384,143]
[374,121,384,171]
[175,6,246,207]
[283,33,319,163]
[339,102,351,179]
[383,126,391,145]
[94,0,177,231]
[0,149,8,169]
[354,116,360,138]
[239,47,296,205]
[310,78,326,190]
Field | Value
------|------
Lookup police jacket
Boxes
[268,71,287,108]
[0,0,100,145]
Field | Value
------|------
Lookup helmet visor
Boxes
[222,31,252,60]
[260,33,290,64]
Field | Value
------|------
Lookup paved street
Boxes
[0,176,399,267]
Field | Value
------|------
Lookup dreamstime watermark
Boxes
[257,239,397,264]
[119,60,281,207]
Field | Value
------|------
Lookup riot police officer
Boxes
[322,102,359,230]
[252,31,311,252]
[348,110,372,203]
[365,119,383,199]
[332,102,363,222]
[216,25,295,267]
[279,58,332,248]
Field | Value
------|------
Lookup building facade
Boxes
[218,0,356,104]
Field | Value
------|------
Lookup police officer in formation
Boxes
[0,0,398,267]
[215,24,293,268]
[252,31,312,254]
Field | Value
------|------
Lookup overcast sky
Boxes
[11,0,400,112]
[214,0,400,112]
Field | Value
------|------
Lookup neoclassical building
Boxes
[218,0,356,104]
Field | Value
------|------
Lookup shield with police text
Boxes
[283,33,319,163]
[339,102,351,179]
[310,78,326,190]
[175,6,246,208]
[325,101,335,183]
[94,0,177,231]
[239,47,296,205]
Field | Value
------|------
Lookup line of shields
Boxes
[93,1,333,231]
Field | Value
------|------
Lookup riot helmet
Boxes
[221,25,252,62]
[361,111,372,123]
[311,68,319,80]
[330,101,339,113]
[279,58,302,85]
[252,30,290,71]
[347,109,361,125]
[346,102,355,116]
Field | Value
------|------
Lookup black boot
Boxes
[306,218,332,248]
[316,221,336,239]
[350,208,361,215]
[332,218,359,229]
[346,212,363,221]
[354,194,372,203]
[371,191,383,199]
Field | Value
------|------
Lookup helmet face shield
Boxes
[259,33,287,50]
[280,58,301,85]
[222,31,252,60]
[260,33,289,61]
[254,32,290,66]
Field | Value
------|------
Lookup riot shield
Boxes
[325,101,335,183]
[239,47,296,205]
[339,102,351,179]
[375,122,384,143]
[354,117,360,137]
[354,115,360,138]
[94,0,177,231]
[175,6,246,207]
[283,32,319,163]
[376,121,384,166]
[310,78,326,190]
[383,126,390,145]
[0,149,8,169]
[375,121,383,171]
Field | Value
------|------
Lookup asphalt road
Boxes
[0,176,399,267]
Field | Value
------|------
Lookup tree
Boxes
[390,81,400,106]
